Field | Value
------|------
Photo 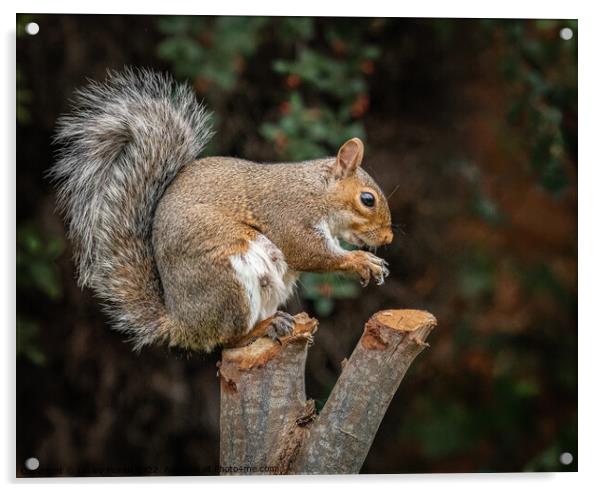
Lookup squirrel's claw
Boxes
[381,264,390,280]
[354,251,389,287]
[266,311,295,342]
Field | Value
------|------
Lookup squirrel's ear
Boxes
[333,138,364,179]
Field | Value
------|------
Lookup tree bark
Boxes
[218,309,436,475]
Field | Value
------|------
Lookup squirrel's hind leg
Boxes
[155,207,297,350]
[228,234,297,337]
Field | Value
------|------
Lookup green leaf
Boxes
[314,297,335,317]
[17,318,46,366]
[29,262,62,300]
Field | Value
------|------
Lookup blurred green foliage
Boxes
[17,224,64,300]
[300,272,360,317]
[401,398,475,460]
[17,224,64,365]
[158,16,268,91]
[488,19,577,195]
[17,68,32,125]
[17,318,46,366]
[264,37,377,160]
[261,91,365,161]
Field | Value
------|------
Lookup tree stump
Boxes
[218,309,436,475]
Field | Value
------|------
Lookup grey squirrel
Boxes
[51,68,393,352]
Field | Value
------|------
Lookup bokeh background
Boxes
[16,15,577,475]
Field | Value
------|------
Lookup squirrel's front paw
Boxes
[266,311,295,342]
[346,251,389,287]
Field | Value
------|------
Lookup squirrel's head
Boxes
[326,138,393,248]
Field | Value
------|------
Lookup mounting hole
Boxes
[559,452,573,465]
[25,457,39,471]
[25,22,39,36]
[559,27,573,41]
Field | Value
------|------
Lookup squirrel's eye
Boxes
[360,191,375,208]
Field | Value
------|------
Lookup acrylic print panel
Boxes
[16,14,577,476]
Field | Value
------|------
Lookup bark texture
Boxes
[219,309,436,475]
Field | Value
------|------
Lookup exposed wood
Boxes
[218,309,436,475]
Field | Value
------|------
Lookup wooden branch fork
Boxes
[217,309,437,475]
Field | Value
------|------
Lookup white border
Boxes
[1,0,590,17]
[3,1,601,491]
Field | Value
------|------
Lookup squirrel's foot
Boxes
[347,250,389,287]
[265,311,295,342]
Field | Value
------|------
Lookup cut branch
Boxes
[218,313,317,475]
[292,309,436,474]
[218,309,436,475]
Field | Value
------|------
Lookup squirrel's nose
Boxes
[383,230,393,245]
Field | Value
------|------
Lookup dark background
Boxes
[16,15,577,475]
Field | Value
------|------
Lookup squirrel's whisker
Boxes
[386,184,400,200]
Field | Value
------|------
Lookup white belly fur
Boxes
[229,235,298,332]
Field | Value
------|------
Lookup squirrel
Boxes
[51,68,394,352]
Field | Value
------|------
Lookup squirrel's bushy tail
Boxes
[51,68,212,350]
